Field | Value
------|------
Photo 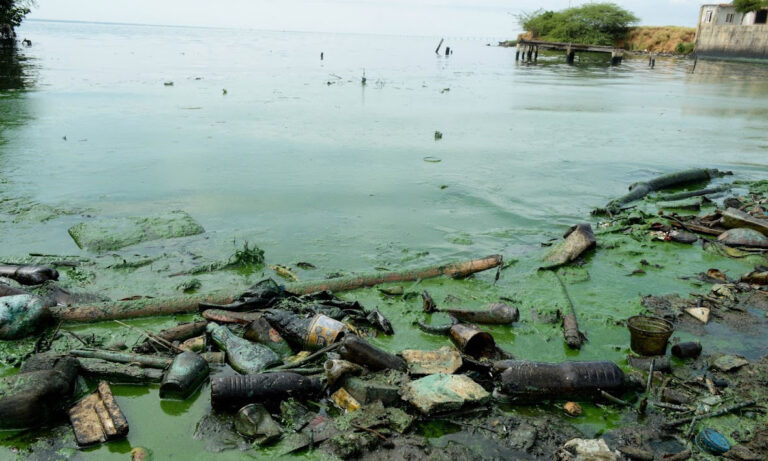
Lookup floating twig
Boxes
[270,342,341,370]
[114,320,183,353]
[664,400,756,427]
[600,389,631,407]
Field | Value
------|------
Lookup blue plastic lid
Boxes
[695,428,730,455]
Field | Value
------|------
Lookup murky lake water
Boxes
[5,21,768,266]
[2,20,768,459]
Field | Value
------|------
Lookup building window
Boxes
[757,9,768,24]
[726,13,734,23]
[705,10,713,23]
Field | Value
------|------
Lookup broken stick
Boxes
[663,400,756,427]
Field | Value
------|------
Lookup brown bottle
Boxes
[244,317,293,356]
[0,265,59,285]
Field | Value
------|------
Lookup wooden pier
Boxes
[516,39,624,65]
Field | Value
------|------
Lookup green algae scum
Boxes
[2,20,768,461]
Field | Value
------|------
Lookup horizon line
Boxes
[23,18,513,42]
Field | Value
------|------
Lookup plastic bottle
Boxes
[500,360,625,397]
[210,372,322,410]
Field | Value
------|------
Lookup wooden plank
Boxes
[518,39,616,54]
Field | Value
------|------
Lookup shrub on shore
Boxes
[520,3,638,46]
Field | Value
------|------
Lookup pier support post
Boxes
[566,46,575,65]
[515,43,520,61]
[526,47,533,62]
[610,49,623,66]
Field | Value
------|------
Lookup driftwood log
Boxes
[50,254,503,323]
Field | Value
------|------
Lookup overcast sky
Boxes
[28,0,705,37]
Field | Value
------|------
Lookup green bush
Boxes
[520,3,638,46]
[733,0,768,13]
[0,0,34,39]
[675,42,695,55]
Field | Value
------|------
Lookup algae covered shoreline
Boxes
[1,168,767,460]
[2,20,768,461]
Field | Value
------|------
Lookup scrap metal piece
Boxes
[401,346,462,375]
[402,373,489,415]
[541,223,596,269]
[68,381,129,446]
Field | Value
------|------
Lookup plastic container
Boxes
[210,372,322,410]
[627,316,674,356]
[695,428,730,455]
[500,360,625,397]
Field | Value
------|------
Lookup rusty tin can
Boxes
[304,314,346,349]
[449,324,496,359]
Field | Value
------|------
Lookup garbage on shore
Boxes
[1,168,768,459]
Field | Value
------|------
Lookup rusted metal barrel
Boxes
[210,372,322,410]
[500,360,625,397]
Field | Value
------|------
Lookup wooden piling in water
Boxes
[610,49,623,66]
[566,45,575,65]
[435,38,444,55]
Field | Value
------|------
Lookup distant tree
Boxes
[0,0,35,41]
[520,3,639,46]
[733,0,768,13]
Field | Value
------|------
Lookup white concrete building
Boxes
[699,4,767,26]
[696,4,768,59]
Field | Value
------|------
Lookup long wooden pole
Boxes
[50,254,503,323]
[435,38,444,54]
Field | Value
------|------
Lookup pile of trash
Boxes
[1,168,767,460]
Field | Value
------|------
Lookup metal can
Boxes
[449,324,496,359]
[305,314,346,349]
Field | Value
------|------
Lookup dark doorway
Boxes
[756,9,768,24]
